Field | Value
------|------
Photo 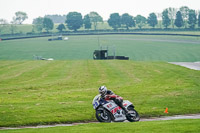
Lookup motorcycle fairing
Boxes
[92,94,108,109]
[102,100,133,122]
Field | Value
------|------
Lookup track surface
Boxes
[1,114,200,130]
[169,62,200,70]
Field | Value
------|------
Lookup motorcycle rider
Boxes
[99,85,129,114]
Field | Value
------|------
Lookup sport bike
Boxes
[92,94,140,122]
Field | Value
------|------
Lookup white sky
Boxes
[0,0,199,24]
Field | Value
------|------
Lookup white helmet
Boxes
[99,86,107,96]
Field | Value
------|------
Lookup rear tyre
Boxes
[126,106,140,122]
[96,108,111,122]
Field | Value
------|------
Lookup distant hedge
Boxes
[1,29,200,40]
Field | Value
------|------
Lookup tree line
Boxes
[31,11,103,32]
[0,6,200,34]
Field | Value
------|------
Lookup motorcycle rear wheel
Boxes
[96,109,111,122]
[126,107,140,122]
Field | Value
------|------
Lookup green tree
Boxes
[15,11,28,24]
[188,9,197,29]
[180,6,190,28]
[198,13,200,27]
[108,13,121,30]
[56,23,66,32]
[66,12,83,31]
[83,14,92,30]
[89,12,103,30]
[33,17,44,32]
[162,9,171,28]
[43,18,54,32]
[121,13,135,30]
[175,11,183,28]
[135,15,147,29]
[167,7,177,28]
[147,13,158,28]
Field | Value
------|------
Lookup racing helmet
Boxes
[99,86,107,96]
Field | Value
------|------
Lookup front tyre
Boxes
[126,107,140,122]
[96,108,111,122]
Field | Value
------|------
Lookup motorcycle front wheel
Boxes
[96,108,111,122]
[126,107,140,122]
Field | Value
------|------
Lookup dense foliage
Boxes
[188,10,197,29]
[162,9,171,28]
[56,23,66,32]
[121,13,135,30]
[174,11,184,28]
[65,12,83,31]
[108,13,121,30]
[83,14,92,30]
[147,13,158,28]
[32,17,54,32]
[135,15,147,29]
[43,18,54,32]
[198,13,200,27]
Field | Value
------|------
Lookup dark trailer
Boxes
[93,49,129,60]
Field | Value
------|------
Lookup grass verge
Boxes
[1,119,200,133]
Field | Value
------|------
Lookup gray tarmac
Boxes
[169,62,200,70]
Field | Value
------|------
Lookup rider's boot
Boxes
[115,98,130,115]
[120,105,135,116]
[119,104,129,114]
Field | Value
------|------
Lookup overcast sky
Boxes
[0,0,199,24]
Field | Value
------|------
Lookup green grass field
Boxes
[0,33,200,132]
[1,119,200,133]
[0,35,200,61]
[0,60,200,127]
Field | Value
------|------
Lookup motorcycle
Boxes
[92,94,140,122]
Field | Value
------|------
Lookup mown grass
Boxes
[0,35,200,61]
[0,60,199,127]
[1,119,200,133]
